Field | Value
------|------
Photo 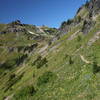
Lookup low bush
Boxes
[69,56,74,65]
[4,73,24,92]
[60,19,73,29]
[76,43,81,49]
[0,54,27,70]
[89,12,92,18]
[37,71,55,86]
[77,16,82,22]
[14,85,36,99]
[82,20,87,30]
[1,59,18,69]
[92,61,100,74]
[16,54,28,66]
[77,35,82,42]
[63,54,69,60]
[9,73,16,81]
[33,55,48,68]
[67,19,73,25]
[61,21,67,29]
[85,0,89,8]
[44,28,57,35]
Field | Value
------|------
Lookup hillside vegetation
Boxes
[0,0,100,100]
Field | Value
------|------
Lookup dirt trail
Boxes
[80,55,91,64]
[38,45,48,53]
[68,30,80,40]
[87,31,100,46]
[49,43,61,52]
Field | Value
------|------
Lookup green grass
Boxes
[0,10,100,100]
[0,24,6,32]
[0,32,36,47]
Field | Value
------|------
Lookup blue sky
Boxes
[0,0,88,28]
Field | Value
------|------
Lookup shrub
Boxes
[61,21,67,29]
[82,20,87,32]
[85,0,89,8]
[66,19,73,25]
[76,43,81,49]
[37,71,54,86]
[77,16,82,22]
[60,19,73,29]
[33,55,42,65]
[9,73,16,81]
[14,85,36,99]
[92,61,100,74]
[83,20,87,27]
[33,55,48,68]
[1,54,28,70]
[44,28,57,35]
[4,73,24,92]
[11,20,21,26]
[89,12,92,18]
[1,58,18,69]
[77,35,82,42]
[33,73,35,78]
[77,7,82,14]
[69,56,73,65]
[64,54,69,60]
[16,54,28,66]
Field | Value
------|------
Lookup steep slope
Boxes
[0,0,100,100]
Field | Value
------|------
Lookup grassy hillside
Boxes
[0,1,100,100]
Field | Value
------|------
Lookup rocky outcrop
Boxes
[16,54,28,66]
[81,19,95,34]
[0,20,27,34]
[7,43,38,54]
[54,0,100,37]
[87,0,100,15]
[2,27,26,34]
[23,43,38,53]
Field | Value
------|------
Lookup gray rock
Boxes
[82,19,95,34]
[88,0,100,15]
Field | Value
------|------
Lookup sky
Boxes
[0,0,88,28]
